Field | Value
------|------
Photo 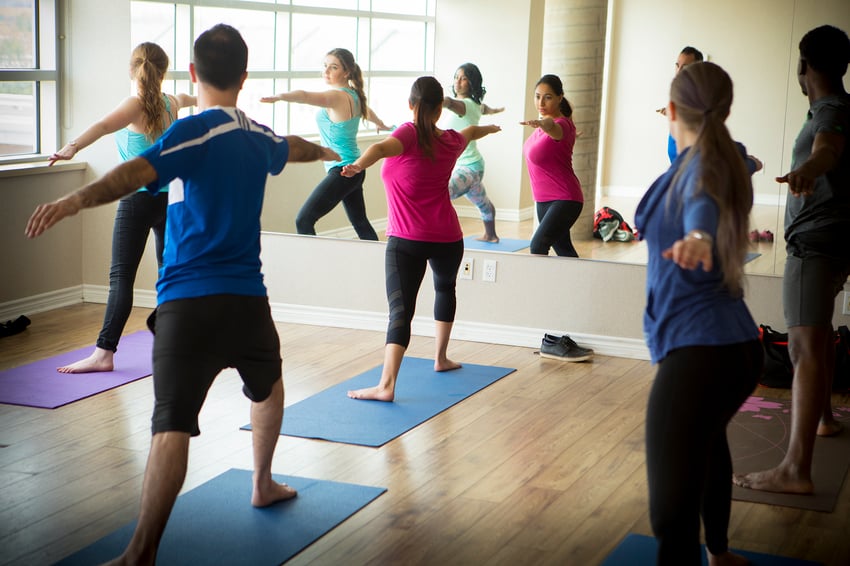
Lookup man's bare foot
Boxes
[57,348,114,373]
[817,420,843,437]
[348,385,394,402]
[435,358,461,372]
[475,234,500,243]
[252,479,297,507]
[732,467,814,494]
[707,549,749,566]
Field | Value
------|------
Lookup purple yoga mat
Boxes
[0,330,153,409]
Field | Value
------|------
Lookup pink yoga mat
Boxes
[0,330,153,409]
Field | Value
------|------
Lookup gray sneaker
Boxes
[540,334,593,362]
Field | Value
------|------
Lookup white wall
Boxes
[600,0,850,228]
[3,0,850,353]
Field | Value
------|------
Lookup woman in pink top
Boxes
[341,76,500,401]
[522,74,584,257]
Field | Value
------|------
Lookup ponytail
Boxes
[409,76,443,159]
[130,42,170,140]
[327,48,369,121]
[669,62,751,296]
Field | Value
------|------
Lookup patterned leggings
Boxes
[448,164,495,222]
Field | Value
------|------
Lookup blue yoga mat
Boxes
[601,533,822,566]
[248,357,515,447]
[463,236,530,252]
[56,468,386,566]
[745,251,762,264]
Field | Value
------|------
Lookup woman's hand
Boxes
[260,95,281,103]
[341,163,363,178]
[520,118,546,129]
[48,143,78,166]
[662,233,713,271]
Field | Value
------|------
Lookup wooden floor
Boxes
[1,304,849,565]
[454,195,786,276]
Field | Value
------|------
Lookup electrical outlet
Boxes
[460,258,474,280]
[843,291,850,316]
[483,259,497,282]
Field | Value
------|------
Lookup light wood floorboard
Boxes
[0,303,848,565]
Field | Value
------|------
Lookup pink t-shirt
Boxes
[523,116,583,203]
[380,122,465,242]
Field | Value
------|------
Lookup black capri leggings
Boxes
[530,199,583,257]
[384,236,464,347]
[645,340,762,565]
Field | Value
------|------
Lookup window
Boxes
[130,0,436,136]
[0,0,58,162]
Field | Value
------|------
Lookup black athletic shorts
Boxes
[147,294,282,436]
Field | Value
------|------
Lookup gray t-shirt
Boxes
[785,93,850,251]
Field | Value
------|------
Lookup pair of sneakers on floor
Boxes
[540,333,593,362]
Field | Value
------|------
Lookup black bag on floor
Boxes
[758,324,850,391]
[759,325,793,388]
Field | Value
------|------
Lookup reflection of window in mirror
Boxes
[129,0,436,140]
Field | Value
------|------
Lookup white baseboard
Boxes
[453,204,534,223]
[82,285,157,308]
[268,301,650,360]
[316,217,389,240]
[0,286,85,321]
[0,289,649,361]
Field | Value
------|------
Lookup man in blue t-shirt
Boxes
[734,25,850,496]
[26,24,339,564]
[657,46,704,162]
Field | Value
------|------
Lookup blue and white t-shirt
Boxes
[139,107,290,305]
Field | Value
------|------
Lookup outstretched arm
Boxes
[340,136,404,177]
[481,103,504,115]
[174,93,197,109]
[460,124,502,143]
[49,97,143,165]
[285,136,341,163]
[260,90,341,109]
[365,107,394,132]
[776,131,845,196]
[519,117,564,140]
[27,157,157,238]
[442,96,466,117]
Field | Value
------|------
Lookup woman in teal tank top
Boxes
[48,42,195,373]
[442,63,504,243]
[261,48,392,240]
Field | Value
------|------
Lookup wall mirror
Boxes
[252,0,849,280]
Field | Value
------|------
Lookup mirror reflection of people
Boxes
[27,24,340,564]
[734,24,850,496]
[636,61,763,566]
[340,76,501,402]
[48,42,196,374]
[521,74,583,257]
[441,63,504,242]
[657,46,704,163]
[261,48,392,240]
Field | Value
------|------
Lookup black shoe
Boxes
[540,334,593,362]
[0,315,31,338]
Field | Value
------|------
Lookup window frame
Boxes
[0,0,60,164]
[131,0,436,137]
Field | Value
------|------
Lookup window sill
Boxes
[0,160,87,179]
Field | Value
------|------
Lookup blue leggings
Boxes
[646,340,762,565]
[384,237,464,347]
[530,199,583,257]
[97,190,167,352]
[448,164,495,222]
[296,166,378,240]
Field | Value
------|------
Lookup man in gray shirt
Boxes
[735,24,850,495]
